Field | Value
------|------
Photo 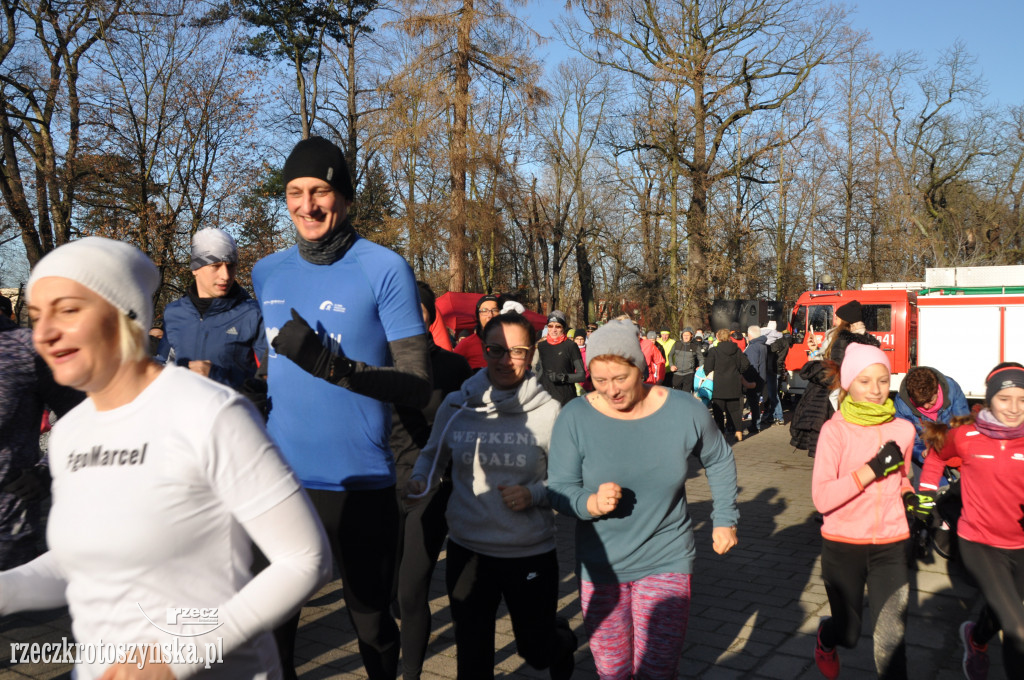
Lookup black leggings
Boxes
[820,539,909,680]
[266,487,400,680]
[959,538,1024,674]
[445,541,575,680]
[711,398,743,433]
[394,480,451,680]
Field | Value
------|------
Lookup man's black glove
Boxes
[239,378,269,421]
[867,441,904,479]
[547,371,568,384]
[903,491,936,522]
[272,309,353,381]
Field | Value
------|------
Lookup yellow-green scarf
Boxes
[840,398,896,426]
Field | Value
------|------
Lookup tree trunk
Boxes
[346,22,358,183]
[575,239,595,325]
[447,0,472,292]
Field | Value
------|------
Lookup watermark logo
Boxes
[138,604,223,637]
[10,638,224,670]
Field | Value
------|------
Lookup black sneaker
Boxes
[550,617,577,680]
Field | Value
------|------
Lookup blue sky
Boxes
[524,0,1024,107]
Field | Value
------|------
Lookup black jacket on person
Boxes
[767,334,792,377]
[828,329,880,363]
[536,338,586,405]
[789,361,834,456]
[390,340,473,491]
[705,340,750,400]
[789,332,882,456]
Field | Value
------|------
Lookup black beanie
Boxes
[474,294,501,336]
[836,300,862,324]
[417,281,436,327]
[986,362,1024,404]
[282,136,355,201]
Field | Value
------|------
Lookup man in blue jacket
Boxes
[156,228,265,389]
[894,366,970,482]
[743,325,769,434]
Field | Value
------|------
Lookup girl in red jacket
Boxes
[921,361,1024,680]
[811,344,916,679]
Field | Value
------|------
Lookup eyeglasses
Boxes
[479,308,500,317]
[483,344,531,360]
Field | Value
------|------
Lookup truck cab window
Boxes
[862,305,892,332]
[791,306,807,343]
[808,305,833,334]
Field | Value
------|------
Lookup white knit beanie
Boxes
[28,237,160,330]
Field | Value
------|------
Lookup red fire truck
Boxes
[784,266,1024,398]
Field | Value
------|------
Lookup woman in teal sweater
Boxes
[548,319,740,679]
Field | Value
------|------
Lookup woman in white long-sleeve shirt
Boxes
[4,237,331,680]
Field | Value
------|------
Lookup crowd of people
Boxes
[0,134,1018,680]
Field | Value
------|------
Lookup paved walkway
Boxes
[0,420,1001,679]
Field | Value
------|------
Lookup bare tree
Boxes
[565,0,847,322]
[393,0,543,292]
[871,42,996,268]
[535,58,609,316]
[80,0,264,305]
[0,0,124,267]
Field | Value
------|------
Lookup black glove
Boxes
[272,309,353,381]
[239,377,269,421]
[903,491,936,522]
[3,466,51,502]
[867,441,904,479]
[546,371,564,384]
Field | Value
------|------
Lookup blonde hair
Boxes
[821,319,851,359]
[118,312,148,363]
[715,328,731,343]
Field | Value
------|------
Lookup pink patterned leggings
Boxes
[580,573,691,680]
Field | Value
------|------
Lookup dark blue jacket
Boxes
[745,335,769,383]
[894,369,970,467]
[156,283,266,389]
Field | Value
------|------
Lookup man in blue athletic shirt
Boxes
[251,136,432,680]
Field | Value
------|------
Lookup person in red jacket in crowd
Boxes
[920,361,1024,680]
[811,344,915,680]
[453,294,500,370]
[626,319,665,385]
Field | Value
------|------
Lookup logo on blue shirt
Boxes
[319,300,347,313]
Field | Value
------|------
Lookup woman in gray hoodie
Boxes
[407,311,577,680]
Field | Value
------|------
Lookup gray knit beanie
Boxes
[190,228,238,270]
[586,319,647,373]
[28,237,159,330]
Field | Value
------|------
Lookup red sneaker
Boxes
[814,624,840,679]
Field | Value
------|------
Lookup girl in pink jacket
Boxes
[811,344,916,679]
